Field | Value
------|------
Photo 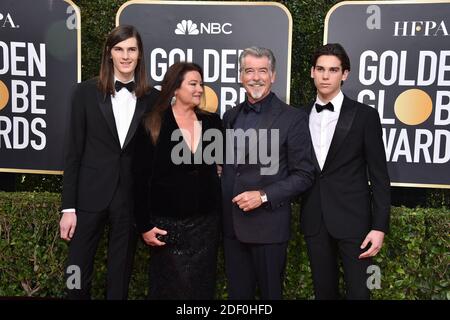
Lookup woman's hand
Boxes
[142,226,168,246]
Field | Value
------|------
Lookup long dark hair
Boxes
[97,25,150,98]
[145,62,203,145]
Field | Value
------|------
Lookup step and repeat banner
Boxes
[325,0,450,188]
[1,0,448,189]
[116,0,292,117]
[0,0,80,174]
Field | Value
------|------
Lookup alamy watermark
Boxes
[367,265,381,290]
[170,123,280,175]
[66,265,81,290]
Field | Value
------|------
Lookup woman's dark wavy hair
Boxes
[97,25,150,98]
[144,62,203,145]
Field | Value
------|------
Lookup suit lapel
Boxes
[226,103,243,129]
[96,90,120,146]
[306,102,323,173]
[255,95,282,131]
[243,94,283,161]
[226,96,283,166]
[122,96,146,150]
[322,95,357,172]
[305,102,314,115]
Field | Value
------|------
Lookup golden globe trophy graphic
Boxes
[394,89,433,126]
[0,80,9,112]
[200,86,220,113]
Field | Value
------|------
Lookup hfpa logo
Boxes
[393,20,449,37]
[174,19,232,35]
[0,13,19,28]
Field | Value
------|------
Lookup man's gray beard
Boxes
[248,89,263,100]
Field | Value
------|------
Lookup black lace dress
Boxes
[133,108,223,300]
[148,213,220,299]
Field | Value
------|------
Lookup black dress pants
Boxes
[305,222,372,300]
[64,184,137,300]
[224,237,288,300]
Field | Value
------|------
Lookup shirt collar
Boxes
[114,75,135,84]
[245,92,274,113]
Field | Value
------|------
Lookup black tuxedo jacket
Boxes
[300,96,391,239]
[62,78,159,213]
[222,94,315,244]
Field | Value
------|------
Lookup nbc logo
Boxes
[175,19,199,35]
[174,19,232,35]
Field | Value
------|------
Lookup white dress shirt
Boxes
[309,91,344,170]
[111,76,137,148]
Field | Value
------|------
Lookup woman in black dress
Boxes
[132,62,222,299]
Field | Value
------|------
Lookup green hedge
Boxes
[0,192,448,299]
[11,0,449,208]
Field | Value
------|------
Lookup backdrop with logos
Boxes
[325,0,450,188]
[0,0,80,174]
[116,0,292,117]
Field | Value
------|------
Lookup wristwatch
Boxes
[259,190,268,203]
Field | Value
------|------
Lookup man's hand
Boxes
[232,191,262,212]
[60,211,77,241]
[142,227,167,246]
[359,230,385,259]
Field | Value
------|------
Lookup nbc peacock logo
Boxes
[174,19,199,35]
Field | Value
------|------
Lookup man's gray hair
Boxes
[239,46,276,73]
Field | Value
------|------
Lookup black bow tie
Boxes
[243,102,261,113]
[115,80,135,93]
[315,101,334,113]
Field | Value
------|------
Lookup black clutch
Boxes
[156,232,182,245]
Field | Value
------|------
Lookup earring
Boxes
[170,96,177,106]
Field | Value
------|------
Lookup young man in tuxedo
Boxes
[59,25,159,299]
[301,43,390,299]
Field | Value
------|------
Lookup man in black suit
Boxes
[221,47,314,299]
[59,25,158,299]
[301,43,390,299]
